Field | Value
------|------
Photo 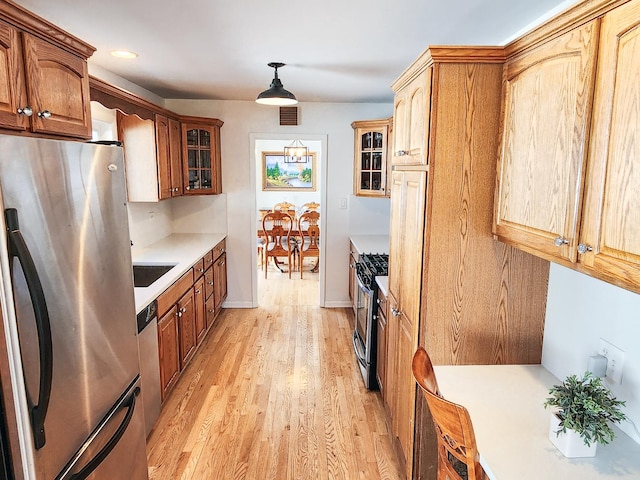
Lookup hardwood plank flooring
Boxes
[146,263,404,479]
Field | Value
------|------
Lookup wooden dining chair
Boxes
[297,211,320,278]
[262,211,294,278]
[412,347,486,480]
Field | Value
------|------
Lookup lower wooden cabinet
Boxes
[156,238,228,401]
[177,288,196,369]
[375,285,388,399]
[194,276,206,343]
[213,252,227,317]
[158,308,180,401]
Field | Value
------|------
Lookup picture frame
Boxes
[261,151,317,191]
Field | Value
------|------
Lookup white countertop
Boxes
[375,276,388,297]
[131,233,225,314]
[433,364,640,479]
[349,235,389,255]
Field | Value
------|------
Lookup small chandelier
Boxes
[256,62,298,106]
[284,140,308,163]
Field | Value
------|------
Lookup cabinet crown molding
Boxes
[0,1,94,58]
[391,46,505,92]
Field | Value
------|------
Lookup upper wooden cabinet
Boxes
[181,118,224,195]
[351,118,392,197]
[391,66,432,166]
[494,0,640,294]
[494,21,599,263]
[168,117,184,196]
[0,4,94,139]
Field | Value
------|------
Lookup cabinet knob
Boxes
[376,298,381,305]
[553,236,569,247]
[390,306,401,317]
[396,150,408,156]
[37,110,52,119]
[577,243,593,254]
[17,106,33,117]
[195,289,201,294]
[185,186,190,190]
[173,187,179,192]
[220,261,225,266]
[208,281,214,286]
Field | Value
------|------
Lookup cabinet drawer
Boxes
[193,258,205,279]
[212,239,226,260]
[157,268,194,316]
[204,267,214,299]
[203,250,214,269]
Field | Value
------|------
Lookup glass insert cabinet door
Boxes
[186,127,212,190]
[181,120,223,195]
[351,118,391,197]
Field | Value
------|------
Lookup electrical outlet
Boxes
[598,338,625,384]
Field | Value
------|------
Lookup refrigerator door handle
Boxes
[4,208,53,450]
[66,386,140,480]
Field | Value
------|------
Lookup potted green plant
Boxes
[544,371,626,458]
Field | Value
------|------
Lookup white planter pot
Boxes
[548,413,597,458]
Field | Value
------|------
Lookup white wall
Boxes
[542,264,640,444]
[165,99,392,308]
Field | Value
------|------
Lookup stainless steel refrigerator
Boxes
[0,135,148,479]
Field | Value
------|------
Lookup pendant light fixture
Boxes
[256,62,298,106]
[284,139,309,163]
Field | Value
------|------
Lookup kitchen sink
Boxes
[132,264,176,287]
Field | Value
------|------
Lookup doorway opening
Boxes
[250,134,327,308]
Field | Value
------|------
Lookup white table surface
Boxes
[131,233,225,314]
[433,365,640,480]
[349,235,389,255]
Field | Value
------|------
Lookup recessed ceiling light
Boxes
[110,50,138,59]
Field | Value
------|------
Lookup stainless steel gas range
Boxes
[352,253,389,389]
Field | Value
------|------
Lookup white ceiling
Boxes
[14,0,576,103]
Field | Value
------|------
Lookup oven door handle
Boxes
[352,331,368,368]
[355,270,373,295]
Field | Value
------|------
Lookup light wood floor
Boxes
[146,262,404,479]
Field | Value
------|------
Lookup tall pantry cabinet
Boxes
[386,47,550,480]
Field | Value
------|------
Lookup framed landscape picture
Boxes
[262,151,317,191]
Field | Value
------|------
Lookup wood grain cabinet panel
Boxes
[0,20,28,131]
[213,252,227,319]
[392,66,431,166]
[495,0,640,294]
[169,117,184,196]
[158,307,180,401]
[0,8,93,139]
[177,288,196,369]
[579,0,640,291]
[194,276,206,344]
[494,21,599,263]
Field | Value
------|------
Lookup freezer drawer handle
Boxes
[4,208,53,450]
[68,387,140,480]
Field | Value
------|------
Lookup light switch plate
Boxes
[598,338,625,384]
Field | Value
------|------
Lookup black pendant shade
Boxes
[256,62,298,106]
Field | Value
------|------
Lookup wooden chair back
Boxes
[273,202,297,220]
[262,211,294,279]
[299,201,320,213]
[412,347,485,480]
[297,211,320,278]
